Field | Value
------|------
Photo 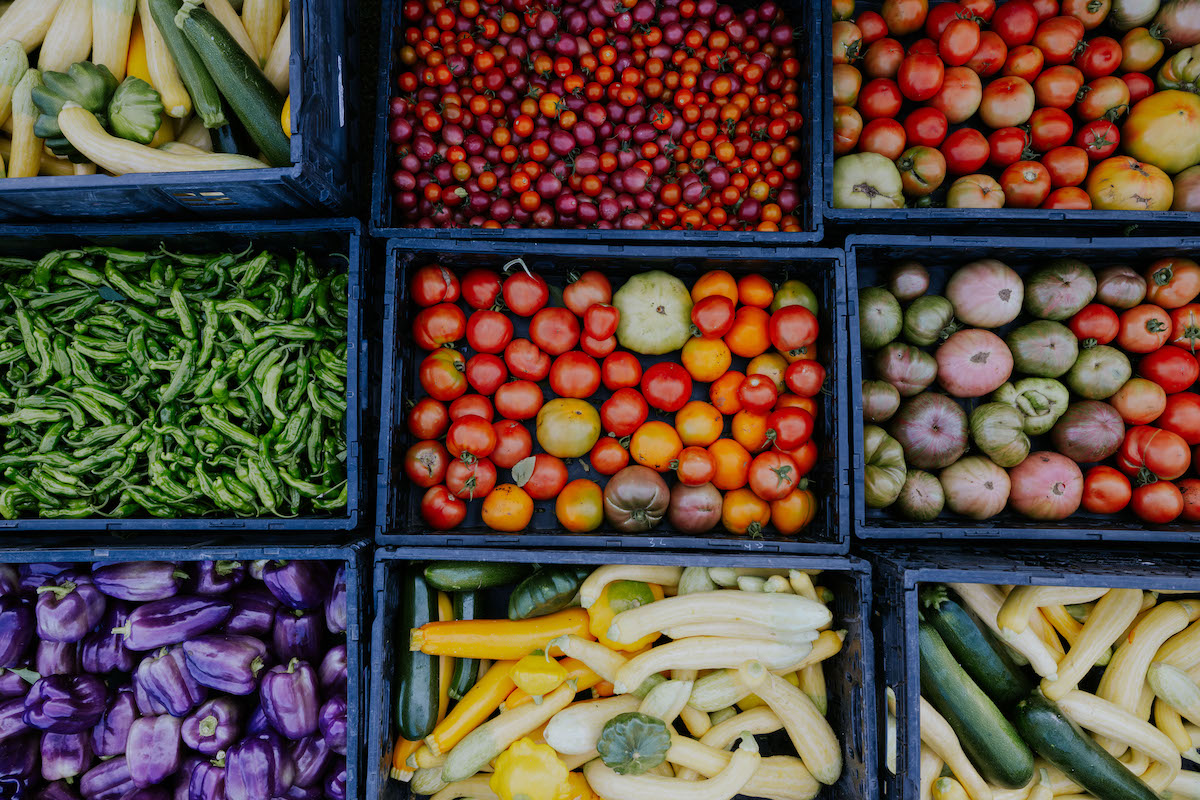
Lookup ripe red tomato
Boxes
[898,53,945,101]
[1075,76,1130,121]
[991,0,1039,46]
[590,436,630,475]
[692,295,736,337]
[421,486,466,530]
[864,38,907,79]
[466,309,514,354]
[1000,160,1051,207]
[1031,0,1060,19]
[1139,345,1200,394]
[641,362,694,412]
[857,9,890,43]
[1068,303,1120,344]
[1118,305,1173,353]
[738,374,779,414]
[1081,465,1131,514]
[961,0,996,20]
[930,66,983,123]
[449,394,494,422]
[1074,35,1121,78]
[1159,393,1200,445]
[859,78,904,119]
[446,415,497,459]
[1118,425,1192,481]
[1131,480,1184,524]
[562,270,612,316]
[940,18,981,66]
[926,2,965,39]
[988,127,1031,168]
[413,303,466,350]
[1029,107,1074,152]
[1074,119,1119,160]
[904,106,949,146]
[1041,145,1089,187]
[883,0,930,36]
[748,452,800,501]
[785,360,826,397]
[941,128,990,174]
[1172,305,1200,352]
[1122,71,1155,104]
[584,304,619,339]
[1003,44,1044,82]
[491,420,533,468]
[446,456,497,500]
[529,307,581,355]
[493,380,543,420]
[860,118,908,159]
[766,407,815,450]
[601,352,643,390]
[420,349,467,401]
[411,265,460,307]
[1042,187,1092,208]
[980,76,1035,128]
[405,440,450,488]
[769,306,820,355]
[580,334,617,359]
[1033,64,1085,108]
[1181,479,1200,521]
[1034,16,1085,65]
[966,31,1008,76]
[502,271,549,316]
[408,397,449,439]
[549,351,602,398]
[601,387,649,436]
[522,454,569,500]
[503,338,551,381]
[461,268,502,310]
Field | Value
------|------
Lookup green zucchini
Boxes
[424,561,532,592]
[175,0,290,166]
[146,0,226,128]
[919,621,1034,789]
[395,567,438,741]
[922,584,1032,709]
[508,566,593,621]
[1013,692,1159,800]
[448,591,479,701]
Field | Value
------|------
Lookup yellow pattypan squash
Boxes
[509,650,568,702]
[490,738,572,800]
[587,580,664,652]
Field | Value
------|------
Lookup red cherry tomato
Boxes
[411,265,460,307]
[465,309,514,354]
[549,351,602,398]
[602,351,643,390]
[601,387,650,436]
[461,268,502,309]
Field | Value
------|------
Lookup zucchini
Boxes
[508,566,593,621]
[919,621,1034,789]
[424,561,532,592]
[1013,692,1159,800]
[175,0,290,166]
[922,584,1032,709]
[146,0,225,128]
[448,591,479,701]
[396,567,439,742]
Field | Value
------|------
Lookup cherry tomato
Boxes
[991,0,1039,46]
[1068,303,1120,345]
[692,295,736,337]
[562,270,612,316]
[491,420,533,468]
[465,309,514,354]
[641,362,694,412]
[420,349,467,401]
[1081,465,1131,514]
[748,452,800,501]
[1139,345,1200,394]
[502,270,549,316]
[898,53,945,101]
[590,436,630,475]
[1003,44,1044,82]
[1131,480,1184,523]
[421,486,466,530]
[941,128,990,174]
[940,18,981,66]
[405,440,450,489]
[738,373,779,414]
[1001,160,1051,207]
[1041,145,1089,187]
[449,394,494,422]
[408,397,449,439]
[529,307,581,356]
[584,304,619,339]
[904,106,949,146]
[601,352,643,390]
[503,338,551,381]
[1042,187,1092,208]
[446,456,497,500]
[411,265,460,307]
[784,360,826,397]
[493,380,543,420]
[549,351,602,398]
[860,118,908,159]
[521,454,569,500]
[601,387,649,436]
[1034,15,1084,65]
[1029,107,1073,152]
[1074,35,1121,78]
[461,268,502,309]
[413,303,466,350]
[859,78,904,119]
[1073,119,1119,160]
[965,30,1008,76]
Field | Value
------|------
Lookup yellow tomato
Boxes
[674,400,724,447]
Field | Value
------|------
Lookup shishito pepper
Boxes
[490,738,572,800]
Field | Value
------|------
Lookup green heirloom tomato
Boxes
[613,271,693,355]
[993,378,1071,435]
[864,424,907,508]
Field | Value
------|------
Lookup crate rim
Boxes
[374,239,851,553]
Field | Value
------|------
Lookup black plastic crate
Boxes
[369,0,823,243]
[377,239,850,552]
[869,544,1200,800]
[367,546,877,800]
[0,219,365,534]
[847,233,1200,542]
[0,537,370,800]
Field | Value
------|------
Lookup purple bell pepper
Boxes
[117,789,170,800]
[324,565,347,635]
[259,659,319,740]
[127,714,182,787]
[275,785,322,800]
[91,563,186,602]
[81,601,135,675]
[225,733,295,800]
[37,641,79,676]
[193,561,245,596]
[261,562,329,611]
[0,565,18,595]
[318,695,347,755]
[222,587,279,638]
[272,610,322,664]
[0,697,30,742]
[18,564,71,591]
[0,732,36,777]
[317,646,347,694]
[181,698,239,756]
[0,595,34,668]
[113,597,232,652]
[181,635,268,695]
[323,759,346,800]
[186,756,225,800]
[246,705,273,736]
[134,647,206,718]
[38,780,83,800]
[172,755,204,800]
[0,669,30,698]
[23,675,106,733]
[35,578,106,643]
[289,734,331,788]
[80,755,135,800]
[41,730,92,782]
[92,686,137,758]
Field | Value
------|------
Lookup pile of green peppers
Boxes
[0,243,350,519]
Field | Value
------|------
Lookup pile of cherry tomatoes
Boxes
[402,261,827,539]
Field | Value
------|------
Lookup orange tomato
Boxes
[746,352,789,393]
[731,409,770,452]
[776,394,819,420]
[674,446,718,485]
[481,484,534,532]
[721,487,771,535]
[682,336,733,382]
[1109,377,1167,424]
[691,270,739,303]
[788,440,819,477]
[709,438,751,490]
[725,307,771,358]
[771,487,817,535]
[737,274,775,307]
[709,371,745,415]
[675,400,724,447]
[555,479,604,532]
[1145,258,1200,310]
[630,421,683,471]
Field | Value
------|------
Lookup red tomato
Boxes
[883,0,930,36]
[1159,393,1200,445]
[446,456,497,500]
[1118,425,1192,481]
[834,105,865,155]
[1068,303,1120,344]
[522,454,569,500]
[1034,16,1085,65]
[529,307,581,356]
[833,19,865,64]
[1139,345,1200,394]
[1180,479,1200,521]
[601,387,649,436]
[580,334,616,359]
[408,397,449,440]
[692,295,736,337]
[991,0,1039,46]
[1042,146,1089,187]
[988,127,1032,168]
[1001,160,1051,207]
[930,66,983,123]
[1003,44,1044,81]
[1131,481,1184,524]
[857,9,890,43]
[413,303,466,350]
[1074,119,1119,160]
[1082,465,1131,514]
[966,30,1008,76]
[420,349,467,401]
[910,38,942,56]
[904,106,949,146]
[446,414,496,459]
[461,268,502,310]
[584,304,619,339]
[960,0,996,20]
[860,118,908,159]
[766,407,815,450]
[405,440,450,489]
[465,309,514,354]
[562,270,612,316]
[1171,305,1200,353]
[738,374,779,414]
[980,76,1035,128]
[859,78,904,119]
[864,38,907,78]
[590,436,630,476]
[1075,76,1130,121]
[449,394,494,422]
[503,338,551,381]
[1118,305,1173,353]
[1042,187,1092,208]
[1122,72,1155,104]
[1031,0,1060,19]
[493,380,543,420]
[411,265,460,307]
[502,271,549,316]
[1033,64,1085,109]
[602,352,643,390]
[769,306,820,355]
[1074,36,1121,78]
[941,128,990,174]
[641,362,694,412]
[1029,107,1074,152]
[785,360,826,397]
[421,486,466,530]
[940,18,981,66]
[926,2,965,39]
[898,53,945,101]
[549,351,602,398]
[491,420,533,468]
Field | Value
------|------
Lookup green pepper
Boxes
[255,324,322,341]
[158,341,195,404]
[0,486,26,519]
[108,76,164,144]
[198,405,258,448]
[169,279,198,339]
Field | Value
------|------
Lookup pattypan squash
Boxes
[509,650,567,702]
[108,77,164,145]
[596,711,672,775]
[490,738,572,800]
[32,61,118,159]
[587,580,663,652]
